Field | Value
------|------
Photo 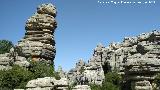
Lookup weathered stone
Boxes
[14,56,30,67]
[0,52,29,70]
[18,3,57,65]
[67,59,87,85]
[132,80,152,90]
[68,30,160,89]
[26,77,68,90]
[72,85,91,90]
[57,66,67,78]
[37,3,57,17]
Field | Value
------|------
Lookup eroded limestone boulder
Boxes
[26,77,68,90]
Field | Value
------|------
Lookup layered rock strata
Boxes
[0,46,30,70]
[68,30,160,89]
[18,3,57,64]
[123,30,160,90]
[67,59,87,85]
[0,53,13,70]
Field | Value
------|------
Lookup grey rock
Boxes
[26,77,68,90]
[14,56,30,67]
[72,85,91,90]
[68,30,160,89]
[17,3,57,65]
[132,80,152,90]
[57,66,67,78]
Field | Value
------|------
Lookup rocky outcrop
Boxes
[0,46,30,70]
[18,3,57,65]
[68,30,160,89]
[67,59,87,85]
[0,53,13,70]
[26,77,68,90]
[57,66,67,78]
[83,44,105,85]
[123,30,160,90]
[67,44,106,85]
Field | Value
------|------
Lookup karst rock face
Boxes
[123,30,160,90]
[18,3,57,64]
[68,30,160,89]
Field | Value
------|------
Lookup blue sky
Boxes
[0,0,160,71]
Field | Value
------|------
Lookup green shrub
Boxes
[0,40,13,54]
[155,73,160,84]
[29,61,60,80]
[0,65,32,89]
[29,61,54,78]
[0,61,60,89]
[90,84,102,90]
[154,73,160,89]
[90,72,122,90]
[104,72,122,86]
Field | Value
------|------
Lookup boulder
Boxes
[73,85,91,90]
[26,77,69,90]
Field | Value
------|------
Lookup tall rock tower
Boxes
[18,3,57,65]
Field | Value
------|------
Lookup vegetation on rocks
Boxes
[0,61,60,89]
[90,71,122,90]
[154,73,160,89]
[0,40,13,54]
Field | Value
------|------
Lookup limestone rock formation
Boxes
[67,59,87,85]
[57,66,67,78]
[0,46,30,70]
[26,77,68,90]
[18,3,57,64]
[83,44,105,85]
[67,45,106,85]
[68,30,160,89]
[0,53,13,70]
[123,30,160,90]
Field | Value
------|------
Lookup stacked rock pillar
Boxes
[18,3,57,65]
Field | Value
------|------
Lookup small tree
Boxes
[104,72,122,86]
[0,40,13,54]
[28,61,60,79]
[0,65,32,89]
[29,61,54,78]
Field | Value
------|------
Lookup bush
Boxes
[0,65,32,89]
[0,40,13,54]
[90,72,122,90]
[155,73,160,84]
[104,72,122,86]
[154,73,160,89]
[29,61,60,80]
[29,61,54,78]
[0,61,60,89]
[90,84,102,90]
